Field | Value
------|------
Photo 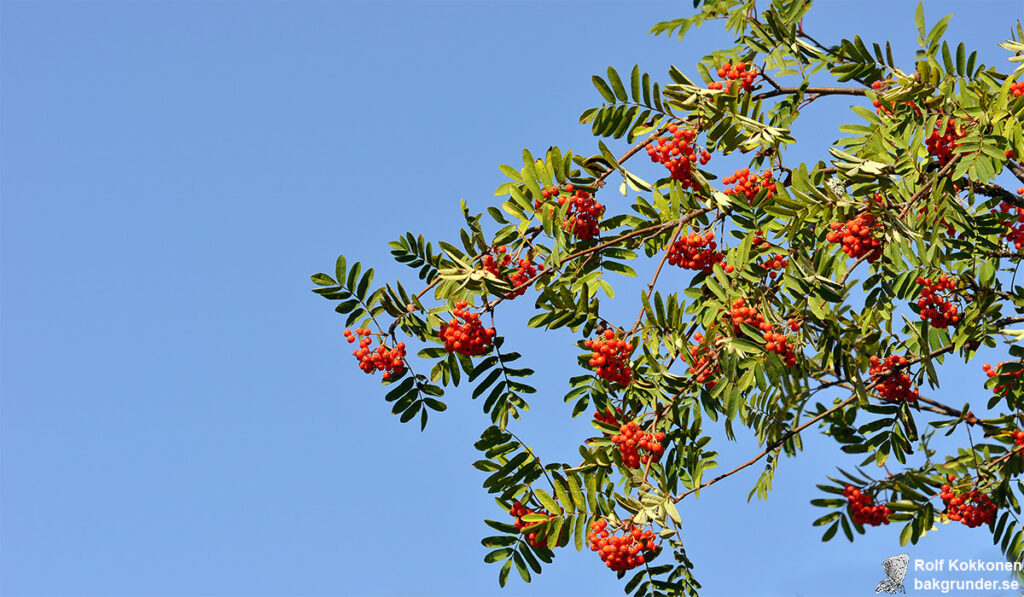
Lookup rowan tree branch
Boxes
[673,342,956,503]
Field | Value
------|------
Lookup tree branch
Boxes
[673,342,956,502]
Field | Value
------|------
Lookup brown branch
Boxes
[593,123,674,187]
[629,221,687,335]
[972,180,1024,208]
[673,394,857,502]
[752,86,869,102]
[897,156,962,219]
[997,315,1024,327]
[673,342,956,503]
[838,251,871,286]
[483,207,716,312]
[1008,160,1024,186]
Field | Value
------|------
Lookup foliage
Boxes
[312,1,1024,593]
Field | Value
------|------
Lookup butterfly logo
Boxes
[876,553,909,594]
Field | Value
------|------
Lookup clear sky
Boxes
[3,1,1024,596]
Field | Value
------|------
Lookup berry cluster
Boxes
[584,330,634,386]
[611,421,665,468]
[870,80,921,117]
[868,354,918,403]
[729,298,769,335]
[762,330,797,367]
[344,328,407,380]
[758,252,788,279]
[482,245,544,299]
[1011,81,1024,98]
[1011,429,1024,447]
[594,406,623,428]
[587,520,658,572]
[667,231,724,273]
[751,229,769,249]
[509,501,557,549]
[926,117,966,167]
[914,275,960,328]
[535,184,605,242]
[707,61,759,92]
[870,80,891,115]
[941,476,997,528]
[993,188,1024,250]
[844,485,892,526]
[916,201,959,239]
[439,301,496,356]
[722,168,776,204]
[982,362,1021,398]
[689,332,721,389]
[826,204,884,263]
[646,124,710,190]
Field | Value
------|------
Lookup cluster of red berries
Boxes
[982,362,1021,398]
[707,61,758,92]
[646,124,710,190]
[1011,81,1024,98]
[868,354,918,403]
[509,501,557,548]
[993,188,1024,250]
[535,184,605,242]
[762,330,797,367]
[926,117,966,167]
[722,168,776,204]
[870,80,921,117]
[344,328,407,380]
[587,520,658,572]
[729,298,769,335]
[916,201,960,239]
[481,245,544,299]
[914,275,960,328]
[758,252,788,279]
[667,231,724,273]
[1011,429,1024,447]
[584,330,634,386]
[941,475,997,528]
[844,485,892,526]
[594,406,623,427]
[439,301,496,356]
[611,421,665,468]
[870,80,892,115]
[826,201,884,263]
[689,332,721,389]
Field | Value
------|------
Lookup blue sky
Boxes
[3,1,1024,596]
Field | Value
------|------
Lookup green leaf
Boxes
[498,557,513,587]
[423,398,447,412]
[900,521,914,546]
[607,66,628,101]
[485,548,514,563]
[356,268,374,300]
[567,475,586,511]
[311,273,336,286]
[585,472,598,512]
[335,255,347,283]
[535,489,561,514]
[554,479,575,514]
[593,75,616,103]
[513,551,532,582]
[665,500,682,525]
[574,513,586,551]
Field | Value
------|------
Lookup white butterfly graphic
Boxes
[876,553,909,594]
